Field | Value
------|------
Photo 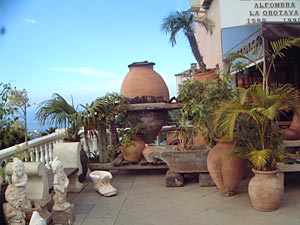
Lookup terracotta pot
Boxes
[192,132,208,145]
[120,61,170,143]
[207,139,246,196]
[120,61,169,100]
[282,112,300,140]
[122,136,145,162]
[193,68,216,82]
[143,144,159,163]
[248,169,284,211]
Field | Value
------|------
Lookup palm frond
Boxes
[247,148,272,171]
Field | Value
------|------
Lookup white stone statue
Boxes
[12,158,29,209]
[89,171,117,197]
[51,157,71,211]
[29,211,46,225]
[5,184,26,225]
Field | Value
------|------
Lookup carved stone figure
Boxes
[89,171,117,196]
[5,184,26,225]
[51,157,71,211]
[12,158,29,209]
[29,211,46,225]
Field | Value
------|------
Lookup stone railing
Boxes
[0,129,66,179]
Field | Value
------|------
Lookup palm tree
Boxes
[35,93,79,140]
[161,9,215,72]
[36,92,129,162]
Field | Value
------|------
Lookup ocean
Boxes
[27,107,49,132]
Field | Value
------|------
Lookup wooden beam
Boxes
[125,103,183,111]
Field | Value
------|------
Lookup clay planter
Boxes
[207,139,247,196]
[120,61,170,143]
[122,136,145,162]
[193,68,216,82]
[248,169,284,211]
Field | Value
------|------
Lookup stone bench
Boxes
[52,142,84,192]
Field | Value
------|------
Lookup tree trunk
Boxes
[109,120,119,147]
[97,122,108,162]
[186,32,206,72]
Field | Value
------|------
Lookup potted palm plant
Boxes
[35,92,129,164]
[214,37,300,211]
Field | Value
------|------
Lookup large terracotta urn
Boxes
[120,61,170,143]
[207,139,247,196]
[248,169,284,211]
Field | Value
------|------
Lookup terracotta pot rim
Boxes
[128,61,155,67]
[214,137,233,143]
[252,168,279,174]
[193,68,215,76]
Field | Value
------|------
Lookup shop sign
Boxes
[220,0,300,28]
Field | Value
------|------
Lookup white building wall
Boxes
[193,0,300,68]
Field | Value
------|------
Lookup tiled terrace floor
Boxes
[65,169,300,225]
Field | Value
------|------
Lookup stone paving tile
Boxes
[80,217,115,225]
[71,191,101,205]
[72,214,87,225]
[73,204,95,214]
[189,209,237,225]
[113,212,141,225]
[262,208,300,225]
[115,218,157,225]
[71,169,300,225]
[87,199,124,219]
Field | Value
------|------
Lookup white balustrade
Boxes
[0,129,66,182]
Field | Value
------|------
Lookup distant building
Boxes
[175,63,197,93]
[187,0,300,88]
[175,0,300,92]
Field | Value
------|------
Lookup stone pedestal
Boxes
[165,170,184,187]
[198,172,215,187]
[52,205,75,225]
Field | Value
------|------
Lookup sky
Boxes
[0,0,195,113]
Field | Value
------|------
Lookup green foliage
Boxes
[36,92,133,161]
[0,83,27,149]
[177,74,235,146]
[218,37,300,171]
[36,93,78,140]
[215,84,299,171]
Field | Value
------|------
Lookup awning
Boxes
[221,22,300,71]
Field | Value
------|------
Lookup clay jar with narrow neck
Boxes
[120,61,170,143]
[207,138,247,196]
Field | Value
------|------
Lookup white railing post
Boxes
[48,142,53,168]
[40,145,45,164]
[30,151,34,162]
[35,147,40,163]
[45,144,50,169]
